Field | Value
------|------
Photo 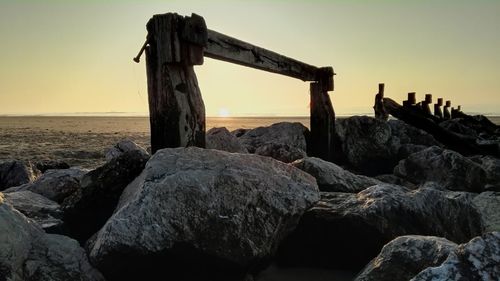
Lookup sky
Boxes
[0,0,499,117]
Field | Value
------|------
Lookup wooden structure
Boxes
[139,13,336,160]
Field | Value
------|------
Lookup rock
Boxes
[0,160,40,191]
[0,198,104,281]
[276,184,482,270]
[473,192,500,233]
[232,128,249,138]
[335,117,440,176]
[3,191,63,232]
[469,155,500,191]
[375,174,417,189]
[206,127,248,153]
[394,146,488,192]
[411,232,500,281]
[238,122,309,163]
[62,149,150,243]
[88,147,319,281]
[355,235,458,281]
[35,160,70,173]
[105,139,149,162]
[291,157,381,192]
[4,168,85,203]
[440,119,479,138]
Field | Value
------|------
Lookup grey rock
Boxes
[238,122,308,163]
[394,146,488,192]
[62,149,150,242]
[411,232,500,281]
[277,184,482,270]
[0,160,40,191]
[355,235,458,281]
[291,157,381,192]
[88,147,319,280]
[35,160,70,173]
[232,128,249,138]
[335,117,439,176]
[4,168,85,203]
[206,127,248,153]
[3,191,63,232]
[375,174,417,189]
[469,155,500,191]
[473,192,500,233]
[0,199,104,281]
[105,139,149,162]
[440,119,479,138]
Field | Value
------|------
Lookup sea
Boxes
[0,115,499,169]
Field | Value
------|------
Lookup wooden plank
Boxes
[309,81,336,161]
[205,29,323,82]
[146,13,206,153]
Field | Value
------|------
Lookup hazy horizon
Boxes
[1,1,500,117]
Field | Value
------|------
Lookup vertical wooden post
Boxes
[444,100,451,120]
[434,98,443,119]
[145,13,207,154]
[422,94,432,116]
[309,67,335,161]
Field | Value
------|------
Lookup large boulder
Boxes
[291,157,381,192]
[237,122,308,163]
[4,168,85,203]
[87,147,319,281]
[469,155,500,191]
[0,160,40,191]
[411,232,500,281]
[335,117,439,175]
[276,184,482,270]
[355,235,458,281]
[0,198,104,281]
[62,149,149,242]
[206,127,248,153]
[473,192,500,233]
[394,146,488,192]
[105,139,149,162]
[3,191,63,232]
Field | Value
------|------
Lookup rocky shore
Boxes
[1,116,499,281]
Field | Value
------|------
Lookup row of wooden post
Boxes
[402,92,462,120]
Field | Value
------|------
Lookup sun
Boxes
[218,108,230,117]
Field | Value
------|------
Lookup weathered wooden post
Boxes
[434,98,443,119]
[444,100,451,120]
[374,83,388,121]
[309,67,335,161]
[145,13,207,153]
[422,94,432,116]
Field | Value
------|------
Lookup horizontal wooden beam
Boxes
[204,29,331,83]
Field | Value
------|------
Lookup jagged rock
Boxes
[276,184,482,270]
[3,191,63,232]
[0,198,104,281]
[206,127,248,153]
[238,122,309,163]
[35,160,70,173]
[105,139,149,162]
[469,155,500,191]
[375,174,417,189]
[473,192,500,233]
[62,149,149,242]
[335,117,439,176]
[394,146,488,192]
[232,128,249,138]
[4,168,85,203]
[88,147,319,281]
[355,236,458,281]
[291,157,381,192]
[0,160,40,191]
[440,119,479,138]
[411,232,500,281]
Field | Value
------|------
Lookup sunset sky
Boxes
[1,0,499,116]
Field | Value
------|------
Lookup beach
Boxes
[1,115,498,169]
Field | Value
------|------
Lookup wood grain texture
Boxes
[309,81,336,161]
